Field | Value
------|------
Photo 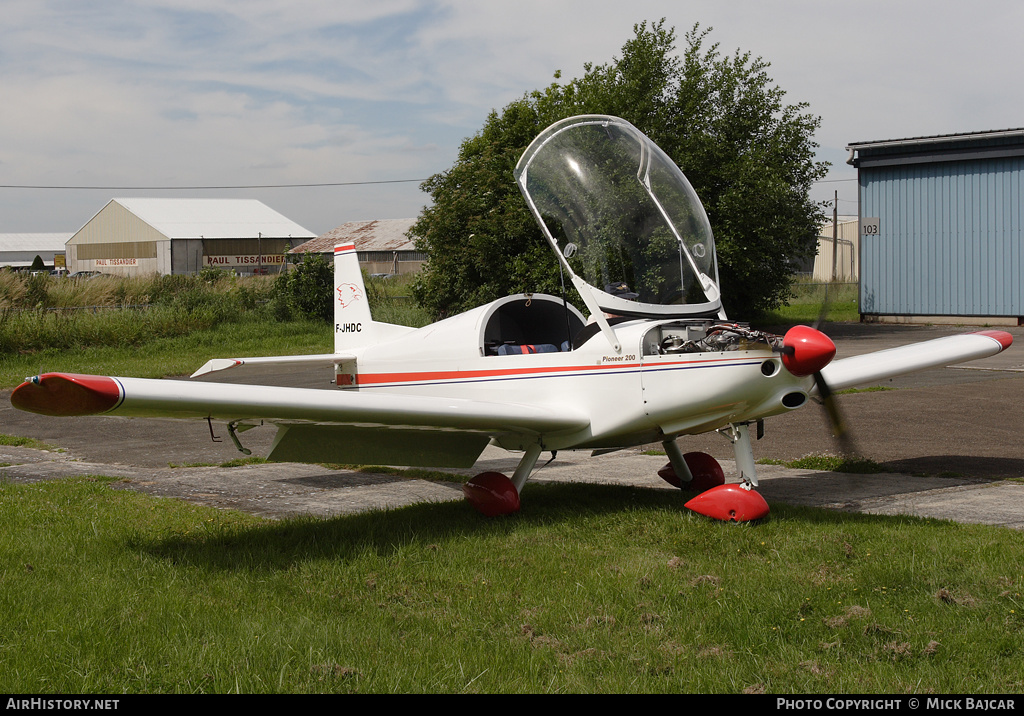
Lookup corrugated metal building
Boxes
[291,218,425,275]
[0,233,72,269]
[813,217,859,282]
[847,129,1024,325]
[66,198,316,276]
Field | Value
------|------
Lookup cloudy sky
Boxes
[3,0,1022,235]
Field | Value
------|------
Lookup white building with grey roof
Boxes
[65,198,315,276]
[0,233,72,270]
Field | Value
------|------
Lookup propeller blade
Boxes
[813,370,858,456]
[772,322,856,455]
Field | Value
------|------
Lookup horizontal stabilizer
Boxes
[819,330,1013,391]
[190,353,351,378]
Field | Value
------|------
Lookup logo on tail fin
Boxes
[336,283,363,309]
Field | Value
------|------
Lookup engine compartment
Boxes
[643,321,781,356]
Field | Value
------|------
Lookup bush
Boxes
[25,273,48,308]
[273,255,333,322]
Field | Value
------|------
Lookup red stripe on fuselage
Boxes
[356,355,760,387]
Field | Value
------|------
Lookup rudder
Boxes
[333,243,413,352]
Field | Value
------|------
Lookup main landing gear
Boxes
[462,472,520,517]
[462,428,770,523]
[462,443,542,517]
[658,426,769,523]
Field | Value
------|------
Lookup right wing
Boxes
[819,330,1013,392]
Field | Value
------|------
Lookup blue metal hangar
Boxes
[847,129,1024,326]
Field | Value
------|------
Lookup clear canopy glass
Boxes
[515,115,722,318]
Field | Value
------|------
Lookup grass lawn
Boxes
[758,281,859,327]
[2,476,1023,694]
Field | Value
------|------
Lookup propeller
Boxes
[775,324,858,456]
[810,363,859,457]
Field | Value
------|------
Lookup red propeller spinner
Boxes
[779,325,837,377]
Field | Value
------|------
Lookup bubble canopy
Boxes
[515,115,723,319]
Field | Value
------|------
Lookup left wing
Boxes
[11,372,588,431]
[11,373,591,468]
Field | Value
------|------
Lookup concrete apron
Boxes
[3,443,1023,530]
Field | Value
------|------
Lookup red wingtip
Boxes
[781,325,837,377]
[11,373,122,417]
[973,330,1014,352]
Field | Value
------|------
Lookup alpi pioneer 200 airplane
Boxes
[12,115,1014,522]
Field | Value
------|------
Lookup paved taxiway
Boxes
[2,322,1022,527]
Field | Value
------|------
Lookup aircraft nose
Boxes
[779,325,836,377]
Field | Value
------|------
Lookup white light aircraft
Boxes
[12,116,1013,521]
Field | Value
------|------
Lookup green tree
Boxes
[412,20,827,320]
[273,253,333,322]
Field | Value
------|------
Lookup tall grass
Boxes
[0,269,276,311]
[364,273,432,328]
[0,270,278,355]
[757,280,860,326]
[0,270,430,385]
[0,270,431,359]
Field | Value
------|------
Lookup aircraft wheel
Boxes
[463,472,521,516]
[657,451,726,492]
[685,484,770,523]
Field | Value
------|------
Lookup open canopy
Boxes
[515,115,722,319]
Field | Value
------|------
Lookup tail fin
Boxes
[333,243,413,352]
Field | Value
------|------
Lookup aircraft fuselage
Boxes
[342,310,811,453]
